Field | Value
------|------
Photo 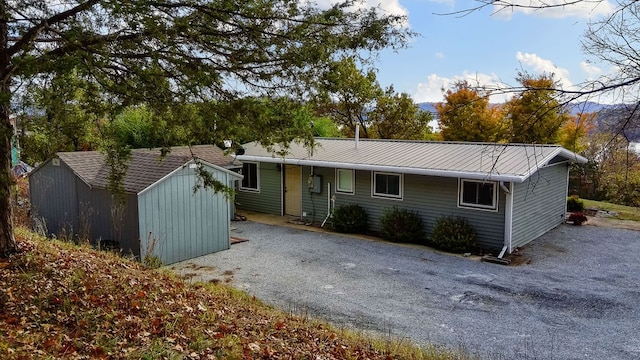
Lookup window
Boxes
[458,179,497,211]
[336,169,354,194]
[240,162,259,191]
[372,172,402,199]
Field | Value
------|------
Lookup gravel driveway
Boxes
[171,221,640,360]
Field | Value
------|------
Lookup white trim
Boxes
[458,179,499,212]
[504,182,514,254]
[335,168,355,194]
[371,171,403,200]
[237,155,528,183]
[138,159,242,196]
[239,161,260,193]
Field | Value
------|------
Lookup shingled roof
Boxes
[55,145,240,194]
[238,138,587,183]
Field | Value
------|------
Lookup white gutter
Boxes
[500,181,514,258]
[236,155,529,183]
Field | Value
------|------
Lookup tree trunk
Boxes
[0,0,17,257]
[0,100,16,257]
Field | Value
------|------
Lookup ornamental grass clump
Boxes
[379,206,426,244]
[429,216,477,253]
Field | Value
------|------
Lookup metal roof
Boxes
[238,138,588,183]
[54,145,241,194]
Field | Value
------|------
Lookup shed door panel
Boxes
[284,165,302,216]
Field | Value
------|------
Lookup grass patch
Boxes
[581,199,640,222]
[0,227,473,360]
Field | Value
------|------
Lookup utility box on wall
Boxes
[309,174,322,194]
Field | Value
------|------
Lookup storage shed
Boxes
[29,145,242,264]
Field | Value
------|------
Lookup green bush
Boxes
[379,206,426,244]
[331,204,369,233]
[429,216,477,253]
[567,195,585,212]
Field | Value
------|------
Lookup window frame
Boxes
[335,168,355,194]
[458,179,498,212]
[239,162,260,192]
[371,171,403,200]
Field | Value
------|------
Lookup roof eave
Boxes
[237,155,527,183]
[137,159,243,196]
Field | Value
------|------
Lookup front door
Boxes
[284,165,302,216]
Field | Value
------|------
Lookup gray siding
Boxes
[29,161,80,237]
[235,162,282,215]
[301,166,506,249]
[29,161,140,254]
[76,187,140,257]
[511,164,568,248]
[138,165,233,265]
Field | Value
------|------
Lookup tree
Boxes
[18,71,101,164]
[368,87,435,140]
[0,1,410,256]
[315,57,433,139]
[436,81,504,142]
[558,112,596,153]
[504,73,571,144]
[314,57,383,138]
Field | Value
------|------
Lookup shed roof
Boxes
[238,138,587,183]
[55,145,241,193]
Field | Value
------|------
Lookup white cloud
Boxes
[413,71,509,103]
[492,0,615,19]
[312,0,408,17]
[516,51,573,88]
[435,51,445,59]
[580,61,602,78]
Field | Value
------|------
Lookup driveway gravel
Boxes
[171,221,640,360]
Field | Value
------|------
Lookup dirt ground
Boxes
[584,215,640,231]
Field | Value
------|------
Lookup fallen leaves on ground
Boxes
[0,231,463,360]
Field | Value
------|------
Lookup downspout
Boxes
[499,181,514,258]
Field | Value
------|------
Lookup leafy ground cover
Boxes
[0,228,470,360]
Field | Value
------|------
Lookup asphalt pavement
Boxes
[171,220,640,360]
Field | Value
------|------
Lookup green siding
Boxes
[301,166,506,250]
[235,162,282,215]
[511,164,568,248]
[138,165,233,265]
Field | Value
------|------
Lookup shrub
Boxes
[379,206,426,244]
[331,204,369,233]
[568,212,588,226]
[429,216,477,253]
[567,195,585,212]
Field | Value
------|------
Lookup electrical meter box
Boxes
[308,175,322,194]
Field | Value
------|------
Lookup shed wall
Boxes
[235,162,282,215]
[138,165,233,265]
[511,164,568,248]
[76,187,140,257]
[301,166,506,250]
[29,161,80,237]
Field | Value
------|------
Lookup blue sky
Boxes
[325,0,618,103]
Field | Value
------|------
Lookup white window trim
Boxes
[239,161,260,192]
[335,168,355,195]
[458,179,498,212]
[371,172,403,200]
